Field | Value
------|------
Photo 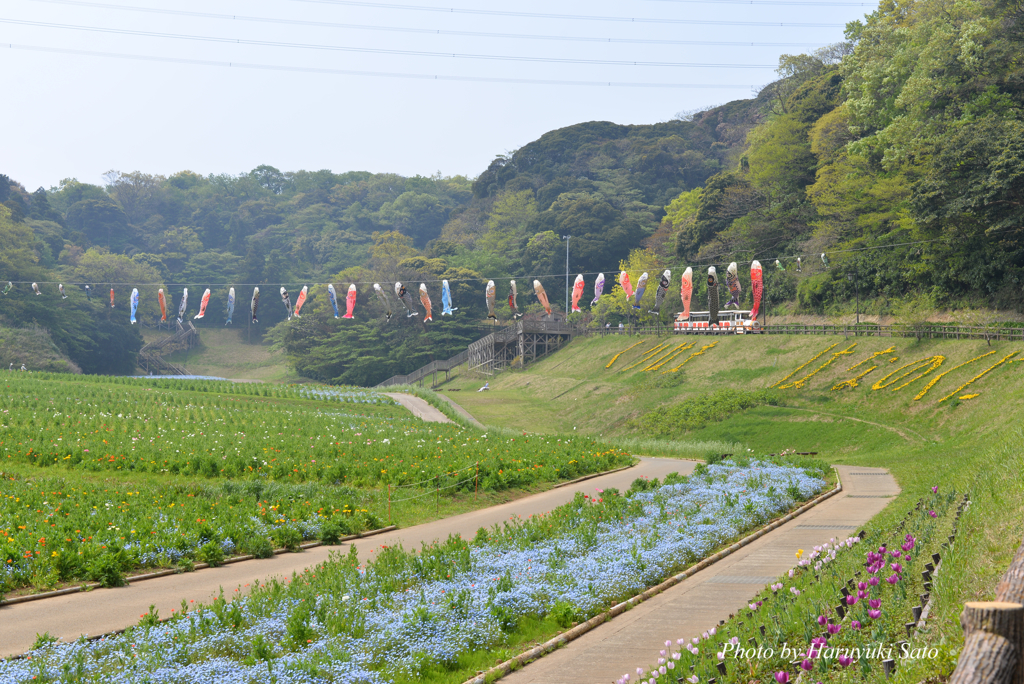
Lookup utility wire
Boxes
[0,19,779,68]
[22,0,838,49]
[2,43,761,87]
[295,0,846,27]
[637,0,873,6]
[7,228,1020,289]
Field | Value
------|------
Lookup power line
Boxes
[295,0,847,27]
[3,43,763,87]
[637,0,873,6]
[7,228,1019,290]
[23,0,838,49]
[0,19,780,68]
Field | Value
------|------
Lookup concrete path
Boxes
[384,392,452,423]
[436,392,487,429]
[0,457,694,658]
[502,465,899,684]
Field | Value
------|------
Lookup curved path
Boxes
[501,465,900,684]
[383,392,452,423]
[0,456,692,658]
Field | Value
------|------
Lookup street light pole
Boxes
[856,276,860,326]
[847,273,860,327]
[562,235,570,316]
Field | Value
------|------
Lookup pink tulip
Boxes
[837,655,854,668]
[800,660,814,671]
[868,609,881,619]
[869,577,880,586]
[775,672,790,684]
[846,595,858,606]
[817,615,828,626]
[869,599,881,609]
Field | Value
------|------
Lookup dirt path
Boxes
[0,457,694,658]
[501,465,900,684]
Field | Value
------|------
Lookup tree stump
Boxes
[950,602,1024,684]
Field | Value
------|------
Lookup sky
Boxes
[4,0,875,191]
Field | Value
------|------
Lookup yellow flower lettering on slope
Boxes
[770,344,839,389]
[663,341,717,374]
[832,365,878,391]
[913,351,996,401]
[605,339,646,369]
[644,343,695,372]
[938,352,1018,403]
[846,346,896,372]
[871,356,944,391]
[779,344,857,390]
[622,343,671,372]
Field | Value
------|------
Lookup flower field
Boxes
[629,486,960,684]
[0,373,631,595]
[0,459,827,683]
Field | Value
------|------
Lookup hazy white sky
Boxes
[5,0,872,190]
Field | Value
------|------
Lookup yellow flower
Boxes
[796,549,804,559]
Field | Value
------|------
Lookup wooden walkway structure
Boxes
[137,321,198,376]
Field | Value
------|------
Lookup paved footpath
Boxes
[383,392,452,423]
[0,456,693,658]
[503,465,900,684]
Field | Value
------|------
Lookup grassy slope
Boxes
[144,328,301,382]
[441,333,1024,679]
[443,333,1021,450]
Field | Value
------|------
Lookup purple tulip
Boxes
[851,620,862,630]
[837,655,854,668]
[817,615,828,626]
[858,581,867,591]
[869,577,880,586]
[869,609,881,619]
[775,672,790,684]
[929,510,937,518]
[931,486,938,493]
[857,590,867,599]
[891,562,903,573]
[800,660,814,672]
[846,595,858,606]
[887,574,900,584]
[827,624,841,635]
[869,599,881,609]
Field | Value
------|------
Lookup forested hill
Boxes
[0,96,759,381]
[1,0,1022,385]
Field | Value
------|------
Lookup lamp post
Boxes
[847,273,860,326]
[562,235,570,316]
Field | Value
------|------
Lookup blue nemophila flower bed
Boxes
[2,460,825,683]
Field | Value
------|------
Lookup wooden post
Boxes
[950,602,1024,684]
